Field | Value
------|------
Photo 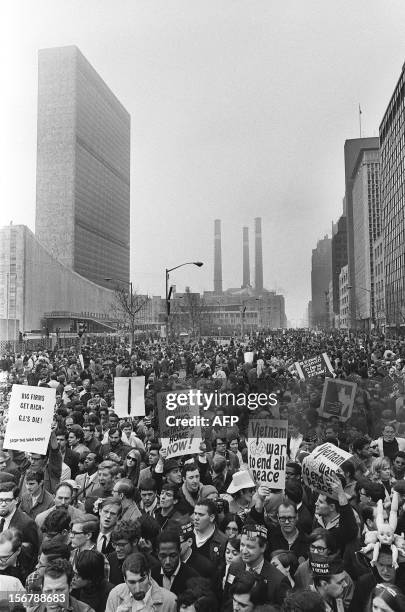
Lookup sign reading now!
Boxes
[4,385,55,454]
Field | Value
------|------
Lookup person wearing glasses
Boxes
[69,514,110,577]
[122,450,141,488]
[294,528,354,609]
[268,499,309,561]
[0,482,39,566]
[70,549,114,612]
[75,453,100,500]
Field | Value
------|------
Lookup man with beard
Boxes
[106,552,177,612]
[99,428,131,463]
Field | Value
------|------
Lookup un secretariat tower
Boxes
[35,46,130,289]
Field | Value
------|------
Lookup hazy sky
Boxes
[2,1,405,324]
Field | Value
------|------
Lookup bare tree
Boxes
[111,288,149,345]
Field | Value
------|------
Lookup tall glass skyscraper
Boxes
[35,46,130,289]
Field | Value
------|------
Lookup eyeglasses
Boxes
[278,516,296,523]
[310,544,328,553]
[69,530,85,536]
[0,498,14,505]
[112,541,130,549]
[127,456,137,462]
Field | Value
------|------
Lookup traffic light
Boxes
[78,322,85,337]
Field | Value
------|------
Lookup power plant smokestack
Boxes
[242,227,250,288]
[214,219,223,294]
[254,217,263,292]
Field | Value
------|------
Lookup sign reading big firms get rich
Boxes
[248,419,288,488]
[4,385,55,455]
[157,391,203,459]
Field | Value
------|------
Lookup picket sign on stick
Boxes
[302,443,352,500]
[114,377,145,418]
[157,391,202,459]
[294,353,335,380]
[4,385,55,455]
[248,419,288,488]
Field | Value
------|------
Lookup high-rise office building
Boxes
[344,137,379,328]
[351,147,380,328]
[380,63,405,329]
[311,235,332,328]
[35,46,130,289]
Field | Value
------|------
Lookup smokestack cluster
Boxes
[242,227,250,288]
[255,217,263,292]
[214,219,223,294]
[213,217,264,293]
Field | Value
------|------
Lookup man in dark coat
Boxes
[223,524,290,608]
[151,530,199,597]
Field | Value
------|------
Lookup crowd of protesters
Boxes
[0,329,405,611]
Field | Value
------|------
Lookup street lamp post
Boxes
[240,297,259,338]
[105,277,134,346]
[165,262,203,340]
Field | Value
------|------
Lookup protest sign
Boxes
[114,377,145,418]
[294,353,334,380]
[302,442,352,499]
[78,354,84,370]
[319,378,357,422]
[244,352,254,364]
[248,419,288,488]
[4,385,55,454]
[157,391,202,459]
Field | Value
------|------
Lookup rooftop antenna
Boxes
[359,103,362,138]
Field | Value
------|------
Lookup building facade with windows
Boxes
[380,62,405,331]
[35,46,130,289]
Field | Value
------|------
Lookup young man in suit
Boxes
[223,523,289,608]
[0,482,39,569]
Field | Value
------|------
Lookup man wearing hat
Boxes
[310,555,348,612]
[223,523,289,607]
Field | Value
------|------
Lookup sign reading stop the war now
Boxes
[157,391,202,459]
[4,385,55,455]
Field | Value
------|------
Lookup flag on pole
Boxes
[359,103,362,115]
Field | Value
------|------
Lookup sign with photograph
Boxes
[248,419,288,488]
[319,378,357,422]
[4,385,55,454]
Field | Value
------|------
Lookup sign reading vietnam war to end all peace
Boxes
[248,419,288,488]
[4,385,55,455]
[294,353,335,380]
[319,378,357,422]
[302,442,353,499]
